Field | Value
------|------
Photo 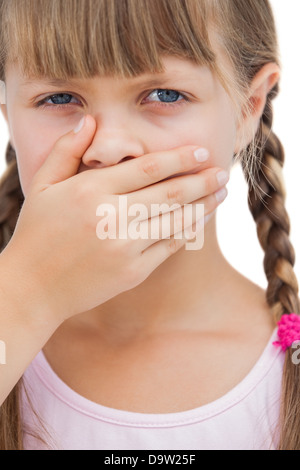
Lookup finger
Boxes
[100,145,210,194]
[135,186,227,252]
[29,115,96,192]
[137,216,208,277]
[126,167,229,219]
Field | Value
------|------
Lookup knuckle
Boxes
[139,157,161,179]
[166,182,184,205]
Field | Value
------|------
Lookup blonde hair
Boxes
[0,0,299,450]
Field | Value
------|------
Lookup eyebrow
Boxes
[20,71,199,90]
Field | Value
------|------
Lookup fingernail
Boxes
[194,148,209,163]
[216,170,229,186]
[74,116,85,134]
[215,187,228,203]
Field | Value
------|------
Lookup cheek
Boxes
[204,104,237,170]
[146,105,237,172]
[7,106,78,196]
[193,91,238,170]
[11,122,63,196]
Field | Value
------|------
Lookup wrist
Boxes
[0,243,63,332]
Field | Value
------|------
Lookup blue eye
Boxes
[145,89,190,109]
[37,93,80,109]
[36,88,188,110]
[46,94,74,105]
[147,89,183,103]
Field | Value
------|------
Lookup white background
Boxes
[0,0,299,290]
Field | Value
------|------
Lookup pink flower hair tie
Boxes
[273,313,300,352]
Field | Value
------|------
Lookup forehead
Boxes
[6,56,215,90]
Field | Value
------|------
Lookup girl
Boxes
[0,0,298,451]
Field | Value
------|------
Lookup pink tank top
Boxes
[21,328,285,450]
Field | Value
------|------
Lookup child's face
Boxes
[2,56,238,195]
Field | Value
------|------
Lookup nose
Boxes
[81,120,145,169]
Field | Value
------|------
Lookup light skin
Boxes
[1,54,280,412]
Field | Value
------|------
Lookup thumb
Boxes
[30,115,96,191]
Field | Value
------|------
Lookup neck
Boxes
[70,216,245,340]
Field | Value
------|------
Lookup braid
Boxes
[0,142,24,449]
[242,83,300,322]
[0,142,24,252]
[242,84,300,449]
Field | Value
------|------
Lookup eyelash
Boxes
[35,89,190,111]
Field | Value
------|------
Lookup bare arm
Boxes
[0,246,61,405]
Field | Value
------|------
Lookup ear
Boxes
[235,62,281,153]
[0,103,8,122]
[0,81,7,120]
[0,80,17,151]
[0,103,16,150]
